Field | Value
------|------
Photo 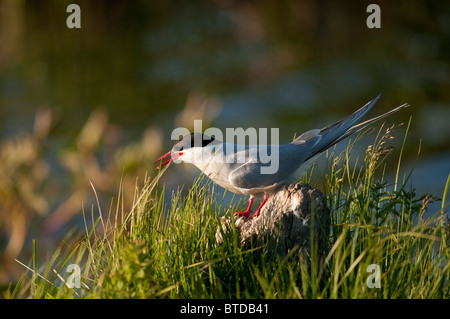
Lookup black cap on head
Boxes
[172,133,215,152]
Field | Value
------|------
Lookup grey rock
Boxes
[216,182,330,260]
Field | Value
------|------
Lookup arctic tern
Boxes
[155,94,408,219]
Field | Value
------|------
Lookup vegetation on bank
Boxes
[7,122,450,299]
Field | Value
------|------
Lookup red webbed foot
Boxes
[234,210,252,219]
[250,194,269,219]
[234,197,254,219]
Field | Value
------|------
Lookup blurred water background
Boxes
[0,1,449,288]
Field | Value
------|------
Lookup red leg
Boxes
[234,197,254,219]
[251,194,269,219]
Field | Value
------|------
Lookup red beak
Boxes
[154,151,184,169]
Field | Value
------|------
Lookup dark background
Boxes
[0,0,449,287]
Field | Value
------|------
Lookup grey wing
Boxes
[290,93,402,162]
[229,94,407,190]
[228,143,315,190]
[290,93,408,163]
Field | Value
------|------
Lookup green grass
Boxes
[8,123,450,299]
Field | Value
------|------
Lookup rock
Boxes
[216,182,330,260]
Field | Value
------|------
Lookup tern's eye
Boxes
[179,146,184,152]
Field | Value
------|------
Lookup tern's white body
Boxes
[182,142,317,197]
